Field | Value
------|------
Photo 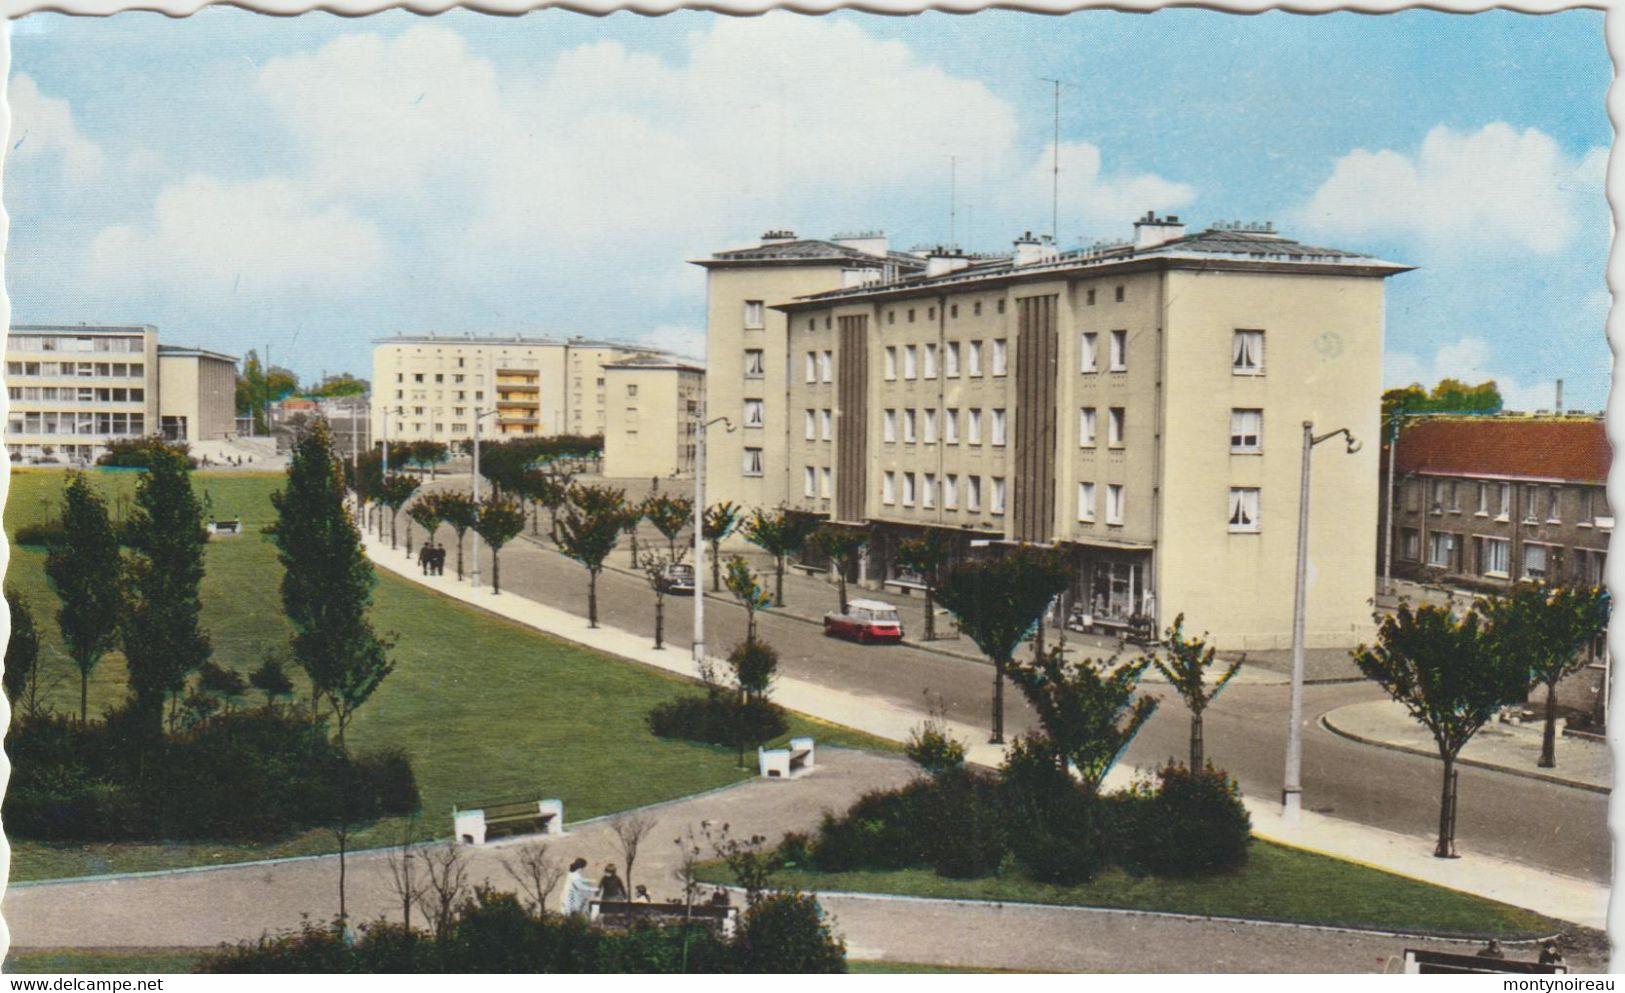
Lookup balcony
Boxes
[497,396,540,408]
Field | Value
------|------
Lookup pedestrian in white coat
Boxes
[562,858,596,918]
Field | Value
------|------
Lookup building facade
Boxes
[771,216,1410,650]
[5,324,238,462]
[601,356,706,479]
[1381,416,1609,591]
[691,231,926,514]
[371,334,684,446]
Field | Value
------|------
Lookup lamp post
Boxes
[1283,420,1361,823]
[470,407,500,590]
[691,403,734,671]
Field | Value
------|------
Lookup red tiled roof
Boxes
[1393,418,1609,483]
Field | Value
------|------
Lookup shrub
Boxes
[1123,762,1251,877]
[811,784,930,872]
[646,688,788,748]
[733,891,846,974]
[13,522,66,547]
[355,747,421,815]
[728,639,778,700]
[776,831,815,868]
[917,771,1006,879]
[904,713,967,776]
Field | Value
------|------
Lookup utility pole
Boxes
[692,402,706,671]
[472,406,484,590]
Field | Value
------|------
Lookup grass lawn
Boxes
[697,841,1568,938]
[4,948,209,974]
[5,469,894,882]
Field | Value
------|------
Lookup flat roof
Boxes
[10,323,155,335]
[158,345,239,363]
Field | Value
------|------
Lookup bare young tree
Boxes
[415,843,471,946]
[381,817,426,929]
[501,840,565,915]
[610,811,658,898]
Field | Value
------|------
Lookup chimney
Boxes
[834,230,889,258]
[1133,211,1186,250]
[926,246,972,278]
[1012,231,1054,267]
[760,229,797,245]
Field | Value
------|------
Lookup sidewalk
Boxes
[1323,699,1611,794]
[364,532,1609,931]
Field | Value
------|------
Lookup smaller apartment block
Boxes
[601,355,706,479]
[1382,417,1609,590]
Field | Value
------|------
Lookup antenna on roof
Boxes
[946,154,957,248]
[1038,77,1083,246]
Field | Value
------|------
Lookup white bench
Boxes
[757,737,816,779]
[882,579,928,596]
[453,797,565,845]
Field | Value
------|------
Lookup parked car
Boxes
[662,562,697,596]
[823,598,905,644]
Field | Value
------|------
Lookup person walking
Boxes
[562,858,596,918]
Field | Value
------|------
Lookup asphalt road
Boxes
[391,510,1608,885]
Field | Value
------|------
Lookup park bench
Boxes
[790,562,825,578]
[882,578,928,596]
[452,797,564,846]
[1400,949,1564,975]
[757,736,815,779]
[590,900,739,937]
[207,519,242,537]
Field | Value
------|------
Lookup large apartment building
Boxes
[744,214,1410,649]
[601,355,706,479]
[371,334,683,445]
[5,324,238,463]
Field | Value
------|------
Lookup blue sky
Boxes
[4,9,1610,410]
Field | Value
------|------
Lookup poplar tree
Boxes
[44,473,123,724]
[4,588,42,719]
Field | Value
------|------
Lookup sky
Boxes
[3,9,1611,411]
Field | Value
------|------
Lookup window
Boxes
[923,408,938,444]
[1548,486,1563,522]
[991,408,1007,446]
[1113,285,1125,302]
[883,409,897,443]
[805,409,817,441]
[820,351,833,383]
[1109,330,1127,371]
[1523,485,1540,523]
[923,473,936,509]
[967,340,983,376]
[923,343,938,379]
[1523,542,1548,580]
[1080,332,1098,373]
[974,301,983,316]
[1497,483,1512,520]
[1476,483,1489,516]
[1106,484,1125,525]
[1078,482,1096,522]
[944,409,959,445]
[903,345,918,380]
[883,471,897,505]
[997,299,1006,314]
[928,307,936,321]
[1108,408,1125,447]
[992,339,1008,375]
[1430,480,1447,514]
[888,310,896,326]
[744,349,765,378]
[950,304,959,319]
[1483,537,1510,577]
[805,352,817,383]
[820,468,832,499]
[904,408,918,443]
[743,448,764,476]
[944,474,959,509]
[821,409,833,440]
[968,408,983,444]
[1400,528,1421,561]
[1428,532,1457,569]
[1230,409,1262,452]
[743,399,764,428]
[967,476,982,512]
[744,300,765,328]
[908,309,916,323]
[1087,288,1097,306]
[903,472,916,506]
[991,478,1007,515]
[885,347,898,380]
[804,467,817,497]
[945,341,961,377]
[1228,488,1261,532]
[1232,330,1264,374]
[1079,407,1097,447]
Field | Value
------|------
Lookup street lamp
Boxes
[470,407,501,590]
[691,402,735,671]
[1283,421,1361,823]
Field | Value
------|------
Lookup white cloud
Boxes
[646,324,706,361]
[1002,141,1195,243]
[7,72,103,180]
[1297,123,1603,256]
[1385,336,1562,413]
[84,175,386,302]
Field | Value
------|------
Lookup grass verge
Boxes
[4,948,210,974]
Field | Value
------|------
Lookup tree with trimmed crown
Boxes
[472,496,527,595]
[703,501,742,592]
[644,493,694,559]
[897,530,953,642]
[44,472,123,724]
[1150,614,1244,770]
[741,507,820,607]
[813,523,868,615]
[1479,583,1609,769]
[437,492,479,581]
[555,485,626,627]
[1009,647,1159,795]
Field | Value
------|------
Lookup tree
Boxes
[1352,602,1529,857]
[555,485,626,627]
[380,474,421,552]
[409,441,449,479]
[741,508,820,607]
[609,811,657,900]
[1479,584,1609,769]
[812,523,868,615]
[644,493,694,558]
[120,439,212,738]
[236,349,300,434]
[437,492,479,581]
[198,660,249,713]
[249,651,296,711]
[1149,614,1244,769]
[472,497,526,595]
[268,420,397,920]
[44,473,123,724]
[897,530,953,642]
[1009,648,1158,794]
[4,588,42,719]
[407,495,446,552]
[621,498,646,566]
[1382,378,1502,427]
[305,372,369,399]
[703,501,742,592]
[724,555,774,644]
[501,841,564,915]
[639,548,685,650]
[933,546,1072,743]
[525,469,570,540]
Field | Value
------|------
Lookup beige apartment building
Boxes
[371,334,680,445]
[5,324,238,463]
[691,231,927,512]
[771,215,1410,650]
[601,355,706,479]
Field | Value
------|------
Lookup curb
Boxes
[1318,712,1610,796]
